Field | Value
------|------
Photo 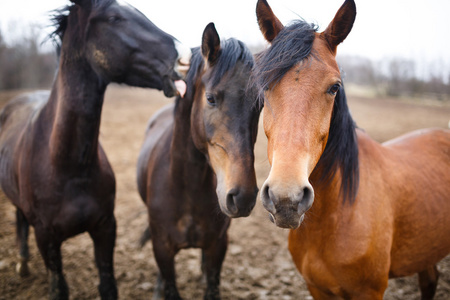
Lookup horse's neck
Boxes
[169,97,211,185]
[307,129,367,225]
[306,92,360,221]
[308,169,343,219]
[46,55,107,168]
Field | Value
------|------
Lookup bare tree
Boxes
[0,24,56,91]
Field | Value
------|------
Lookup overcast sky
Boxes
[1,0,449,66]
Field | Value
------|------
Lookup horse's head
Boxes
[188,23,260,218]
[253,0,356,228]
[56,0,190,97]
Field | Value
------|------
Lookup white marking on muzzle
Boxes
[174,40,191,78]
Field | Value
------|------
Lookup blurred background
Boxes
[1,2,450,299]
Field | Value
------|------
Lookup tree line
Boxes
[0,27,56,91]
[338,55,450,100]
[1,28,449,102]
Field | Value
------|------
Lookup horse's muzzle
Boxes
[221,187,258,218]
[261,181,314,229]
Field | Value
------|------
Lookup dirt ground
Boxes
[0,85,449,299]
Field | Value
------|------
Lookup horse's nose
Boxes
[261,181,314,228]
[174,40,191,77]
[226,187,258,218]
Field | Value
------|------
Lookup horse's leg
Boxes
[201,233,228,300]
[418,265,439,300]
[34,228,68,300]
[152,235,181,300]
[88,215,118,300]
[139,226,152,248]
[307,285,340,300]
[152,272,164,300]
[15,208,30,277]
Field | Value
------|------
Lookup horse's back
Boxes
[0,91,49,131]
[0,91,49,201]
[383,127,450,148]
[383,128,450,179]
[136,103,174,201]
[382,128,450,209]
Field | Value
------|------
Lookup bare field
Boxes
[0,85,449,299]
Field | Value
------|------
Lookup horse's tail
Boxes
[139,226,152,248]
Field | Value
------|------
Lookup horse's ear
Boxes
[201,22,221,66]
[69,0,91,6]
[256,0,284,43]
[322,0,356,53]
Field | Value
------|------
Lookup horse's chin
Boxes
[162,77,177,97]
[162,77,187,98]
[269,212,304,229]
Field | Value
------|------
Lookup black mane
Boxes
[252,20,359,204]
[316,86,359,204]
[180,38,254,103]
[48,0,115,52]
[48,5,71,52]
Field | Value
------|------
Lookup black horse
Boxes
[0,0,190,299]
[136,23,260,299]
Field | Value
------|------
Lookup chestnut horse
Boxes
[136,23,259,299]
[0,0,189,299]
[253,0,450,299]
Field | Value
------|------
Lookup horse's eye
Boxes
[328,84,340,96]
[206,93,216,106]
[108,16,122,24]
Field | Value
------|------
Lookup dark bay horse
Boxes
[253,0,450,299]
[136,23,260,299]
[0,0,190,299]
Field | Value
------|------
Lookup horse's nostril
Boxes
[262,184,270,202]
[296,185,314,214]
[226,190,239,215]
[302,186,313,204]
[225,188,257,217]
[261,184,277,215]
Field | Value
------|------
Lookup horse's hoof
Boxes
[16,261,30,277]
[204,293,221,300]
[204,288,221,300]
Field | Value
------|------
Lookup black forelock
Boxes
[252,20,318,108]
[209,38,254,87]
